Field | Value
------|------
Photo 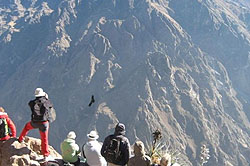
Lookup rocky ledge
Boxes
[0,137,62,166]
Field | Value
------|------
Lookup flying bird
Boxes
[88,95,95,107]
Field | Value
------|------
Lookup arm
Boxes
[101,136,110,157]
[82,144,86,158]
[72,142,80,154]
[76,144,81,155]
[6,117,16,137]
[28,100,34,120]
[124,138,131,164]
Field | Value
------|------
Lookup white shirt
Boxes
[84,140,107,166]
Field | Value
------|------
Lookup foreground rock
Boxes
[0,137,62,166]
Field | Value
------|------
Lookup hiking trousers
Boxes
[19,121,50,156]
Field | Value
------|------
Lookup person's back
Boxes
[18,88,54,161]
[29,95,53,122]
[83,130,107,166]
[0,107,16,141]
[60,131,81,165]
[128,141,151,166]
[101,123,131,166]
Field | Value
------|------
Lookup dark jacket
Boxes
[101,124,131,166]
[29,96,53,122]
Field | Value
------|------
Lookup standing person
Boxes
[101,123,131,166]
[128,141,151,166]
[18,88,54,161]
[83,130,107,166]
[0,107,16,141]
[60,131,81,166]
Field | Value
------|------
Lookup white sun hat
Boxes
[67,131,76,139]
[35,88,46,97]
[87,130,99,140]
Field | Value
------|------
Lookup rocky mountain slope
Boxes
[0,0,249,166]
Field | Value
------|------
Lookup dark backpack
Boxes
[0,118,8,138]
[103,136,122,164]
[44,107,56,123]
[32,99,45,122]
[31,98,56,122]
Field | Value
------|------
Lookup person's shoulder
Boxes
[120,135,129,142]
[60,140,67,147]
[29,98,36,103]
[105,134,113,139]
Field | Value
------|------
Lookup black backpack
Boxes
[0,118,8,138]
[31,98,56,123]
[103,136,122,164]
[32,99,45,122]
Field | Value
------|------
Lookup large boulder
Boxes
[0,137,62,166]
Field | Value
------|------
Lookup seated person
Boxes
[60,131,81,166]
[83,130,107,166]
[128,140,151,166]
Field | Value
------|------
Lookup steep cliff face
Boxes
[0,0,249,166]
[168,0,250,121]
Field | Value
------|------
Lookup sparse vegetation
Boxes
[146,129,183,165]
[146,130,211,166]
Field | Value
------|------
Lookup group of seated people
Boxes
[60,123,177,166]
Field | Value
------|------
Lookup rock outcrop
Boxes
[0,137,62,166]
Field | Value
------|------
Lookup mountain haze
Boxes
[0,0,249,166]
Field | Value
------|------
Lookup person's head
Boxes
[160,153,172,166]
[133,140,146,156]
[114,123,126,135]
[34,88,46,97]
[0,107,5,112]
[67,131,76,140]
[87,130,99,141]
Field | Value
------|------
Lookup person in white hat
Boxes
[60,131,81,165]
[83,130,107,166]
[18,88,54,161]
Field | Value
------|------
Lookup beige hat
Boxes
[67,131,76,139]
[87,130,99,140]
[160,153,172,166]
[35,88,46,97]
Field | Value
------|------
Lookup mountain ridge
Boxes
[0,0,249,166]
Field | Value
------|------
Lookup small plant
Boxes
[200,144,210,166]
[145,129,187,165]
[152,129,162,152]
[148,129,163,164]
